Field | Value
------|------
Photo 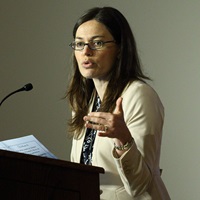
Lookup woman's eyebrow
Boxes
[75,36,105,40]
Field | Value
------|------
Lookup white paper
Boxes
[0,135,57,159]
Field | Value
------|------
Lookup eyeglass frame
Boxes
[69,40,116,51]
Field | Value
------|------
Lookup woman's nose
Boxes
[82,45,93,56]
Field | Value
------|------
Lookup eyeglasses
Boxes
[69,40,115,51]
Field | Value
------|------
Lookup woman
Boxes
[67,6,170,200]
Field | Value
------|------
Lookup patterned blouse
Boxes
[80,95,101,165]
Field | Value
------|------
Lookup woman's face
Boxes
[74,20,119,81]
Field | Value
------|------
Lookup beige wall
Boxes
[1,1,200,199]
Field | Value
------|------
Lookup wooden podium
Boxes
[0,149,104,199]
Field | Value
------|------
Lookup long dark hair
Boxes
[67,7,150,136]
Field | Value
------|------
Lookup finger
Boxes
[85,122,107,132]
[83,112,112,123]
[83,116,106,125]
[86,112,111,118]
[113,97,123,115]
[98,131,109,137]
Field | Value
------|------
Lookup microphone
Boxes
[0,83,33,106]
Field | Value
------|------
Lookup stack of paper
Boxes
[0,135,57,159]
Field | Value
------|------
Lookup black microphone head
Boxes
[23,83,33,91]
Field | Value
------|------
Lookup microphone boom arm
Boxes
[0,83,33,106]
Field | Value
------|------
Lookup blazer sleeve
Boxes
[112,82,164,197]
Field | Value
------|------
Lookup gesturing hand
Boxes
[83,97,132,144]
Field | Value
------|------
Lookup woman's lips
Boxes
[82,60,94,68]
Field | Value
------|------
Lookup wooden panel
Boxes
[0,150,104,200]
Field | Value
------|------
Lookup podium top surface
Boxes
[0,149,104,174]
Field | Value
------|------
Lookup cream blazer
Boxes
[71,81,170,200]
